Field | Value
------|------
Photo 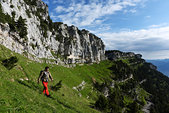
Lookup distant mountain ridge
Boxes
[147,59,169,76]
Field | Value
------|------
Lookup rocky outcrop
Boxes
[148,63,157,70]
[72,80,86,91]
[0,23,25,54]
[142,101,153,113]
[105,50,142,60]
[0,0,105,64]
[55,24,105,64]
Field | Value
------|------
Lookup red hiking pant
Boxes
[42,81,49,96]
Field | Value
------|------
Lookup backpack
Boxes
[39,70,44,81]
[40,70,49,82]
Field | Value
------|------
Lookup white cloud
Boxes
[148,23,169,28]
[52,0,63,4]
[145,15,151,19]
[55,6,66,12]
[139,50,169,60]
[53,0,57,4]
[43,0,49,5]
[50,12,58,21]
[97,26,169,59]
[129,9,137,13]
[52,0,146,27]
[123,9,137,13]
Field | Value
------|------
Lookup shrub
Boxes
[95,95,109,112]
[10,5,14,8]
[26,10,31,18]
[11,11,16,18]
[23,0,37,6]
[2,56,18,70]
[126,101,140,113]
[48,16,54,31]
[30,43,35,50]
[40,20,49,38]
[109,60,133,80]
[0,4,13,24]
[0,4,28,41]
[15,16,28,39]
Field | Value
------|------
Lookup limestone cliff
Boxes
[105,50,142,60]
[0,0,105,64]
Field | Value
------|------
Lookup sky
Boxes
[42,0,169,60]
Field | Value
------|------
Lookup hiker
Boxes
[38,66,53,97]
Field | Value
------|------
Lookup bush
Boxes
[23,0,37,6]
[47,15,54,31]
[2,56,18,70]
[11,11,16,18]
[95,86,124,113]
[0,4,27,41]
[0,4,13,24]
[30,43,35,50]
[109,60,133,80]
[26,10,31,18]
[15,16,28,39]
[126,101,140,113]
[95,95,109,112]
[40,20,49,38]
[10,5,14,8]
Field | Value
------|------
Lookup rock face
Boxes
[0,0,105,64]
[105,50,142,60]
[105,50,158,71]
[148,63,157,70]
[0,23,25,54]
[56,25,105,63]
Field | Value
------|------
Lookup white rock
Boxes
[0,0,106,64]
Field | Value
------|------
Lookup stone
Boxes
[10,78,15,82]
[19,78,24,81]
[24,77,29,81]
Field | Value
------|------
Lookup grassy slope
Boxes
[0,44,113,113]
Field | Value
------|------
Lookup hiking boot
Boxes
[46,95,55,99]
[46,95,51,97]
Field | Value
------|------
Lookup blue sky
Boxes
[42,0,169,59]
